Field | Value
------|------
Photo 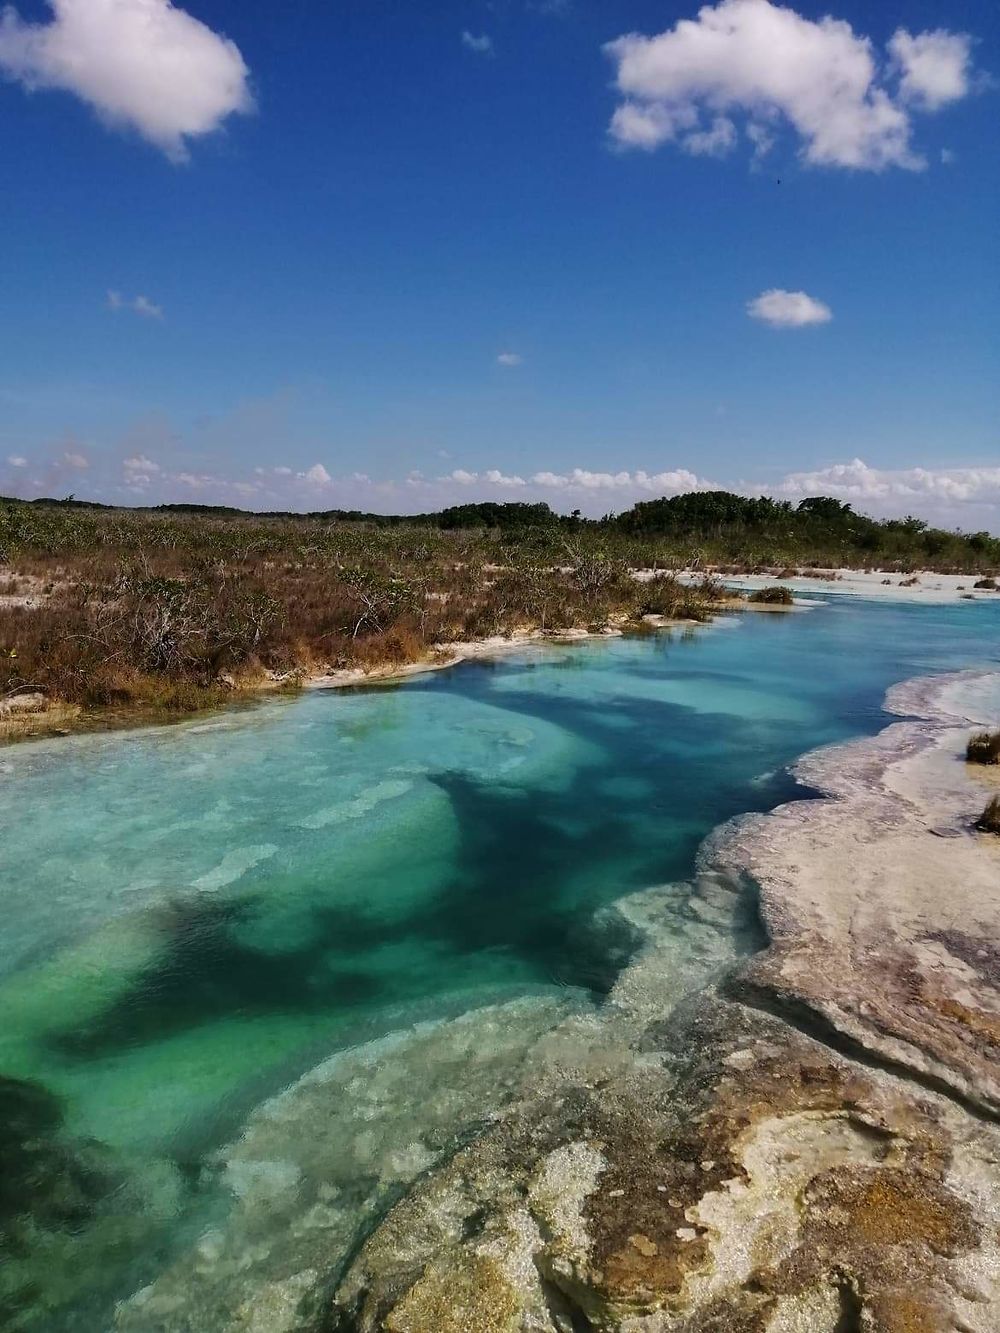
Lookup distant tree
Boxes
[796,496,853,522]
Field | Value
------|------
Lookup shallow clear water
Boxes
[2,595,999,1327]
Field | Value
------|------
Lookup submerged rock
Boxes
[0,1075,168,1331]
[113,994,583,1332]
[329,999,1000,1331]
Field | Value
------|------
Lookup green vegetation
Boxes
[748,585,795,605]
[1,489,996,730]
[967,731,1000,765]
[4,490,998,570]
[614,492,1000,570]
[977,796,1000,836]
[0,504,715,724]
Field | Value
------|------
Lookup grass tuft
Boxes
[977,796,1000,835]
[967,730,1000,765]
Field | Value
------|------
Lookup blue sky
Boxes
[0,0,997,524]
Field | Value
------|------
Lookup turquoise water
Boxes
[2,595,999,1327]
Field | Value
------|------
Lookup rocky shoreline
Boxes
[107,666,1000,1332]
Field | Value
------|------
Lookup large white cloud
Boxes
[606,0,973,171]
[0,0,253,160]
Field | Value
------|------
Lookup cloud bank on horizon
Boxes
[606,0,975,169]
[0,0,252,160]
[4,453,1000,532]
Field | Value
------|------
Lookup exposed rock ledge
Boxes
[116,670,1000,1332]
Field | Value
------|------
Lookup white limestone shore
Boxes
[683,565,999,603]
[714,666,1000,1112]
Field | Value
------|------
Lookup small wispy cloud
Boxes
[747,289,832,329]
[123,454,160,474]
[461,31,494,56]
[121,454,161,490]
[496,351,523,366]
[108,290,164,320]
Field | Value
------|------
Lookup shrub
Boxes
[977,796,1000,835]
[636,574,686,617]
[967,730,1000,765]
[748,585,795,605]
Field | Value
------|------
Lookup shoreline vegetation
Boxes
[2,490,998,741]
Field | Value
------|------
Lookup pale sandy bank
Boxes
[681,566,999,603]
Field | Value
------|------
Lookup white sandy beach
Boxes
[682,566,999,603]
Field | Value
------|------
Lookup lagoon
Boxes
[2,594,999,1329]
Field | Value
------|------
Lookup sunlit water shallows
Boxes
[2,597,999,1328]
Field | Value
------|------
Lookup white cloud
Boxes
[123,453,160,474]
[683,114,737,157]
[461,30,494,56]
[62,450,88,468]
[0,0,253,161]
[746,120,775,158]
[609,100,697,151]
[889,28,972,111]
[497,351,523,367]
[108,290,163,319]
[527,467,706,493]
[132,294,163,319]
[6,455,27,467]
[770,458,1000,511]
[302,463,332,486]
[605,0,974,171]
[122,454,158,488]
[747,288,832,327]
[940,147,956,165]
[484,469,526,486]
[448,469,477,484]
